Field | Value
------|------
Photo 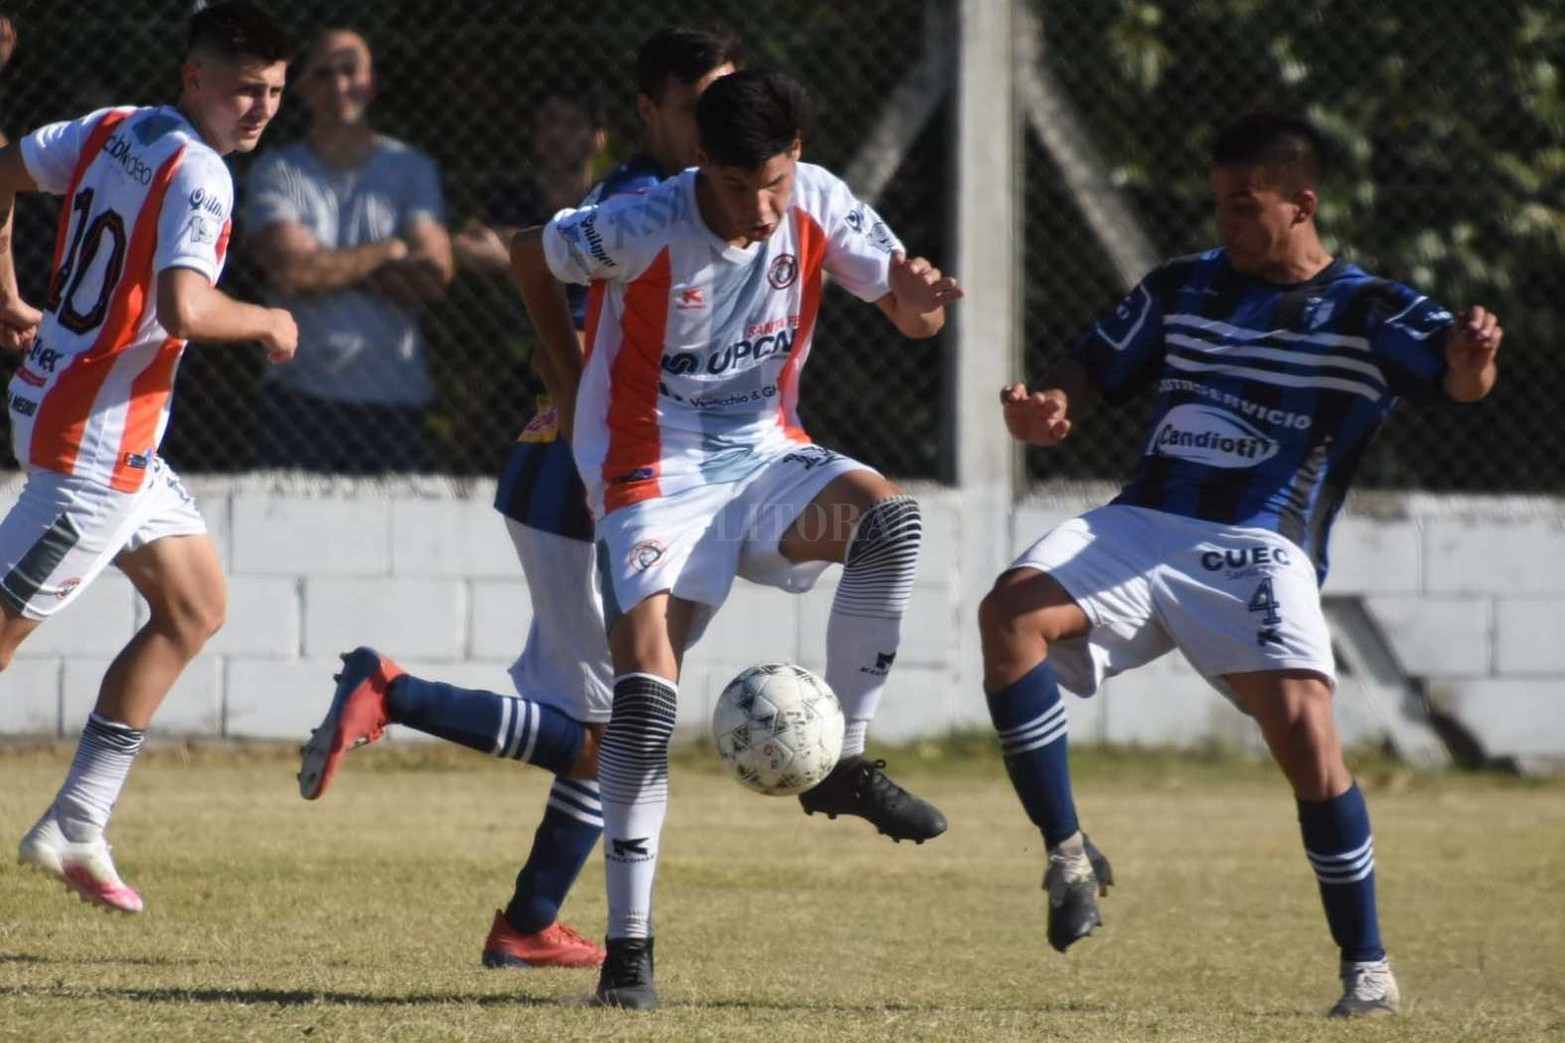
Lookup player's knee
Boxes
[184,596,226,647]
[566,724,604,779]
[847,495,922,567]
[0,613,37,672]
[152,593,226,654]
[979,583,1039,646]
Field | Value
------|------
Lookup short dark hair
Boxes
[187,2,289,66]
[636,26,741,103]
[1211,111,1325,191]
[697,68,808,169]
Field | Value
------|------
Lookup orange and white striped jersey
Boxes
[541,162,903,517]
[7,106,234,492]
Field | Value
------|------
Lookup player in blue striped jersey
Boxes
[980,112,1500,1017]
[297,29,739,971]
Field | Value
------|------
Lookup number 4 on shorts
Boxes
[1248,578,1284,646]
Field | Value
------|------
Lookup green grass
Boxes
[1,743,1562,1041]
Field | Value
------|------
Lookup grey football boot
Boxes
[1044,833,1114,953]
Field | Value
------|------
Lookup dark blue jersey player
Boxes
[978,112,1501,1018]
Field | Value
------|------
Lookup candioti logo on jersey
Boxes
[102,133,153,185]
[660,328,796,377]
[767,253,799,290]
[676,287,706,310]
[628,539,666,571]
[1151,404,1279,468]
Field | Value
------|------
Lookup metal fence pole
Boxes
[950,0,1019,722]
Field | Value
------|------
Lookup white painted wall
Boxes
[1,475,1561,770]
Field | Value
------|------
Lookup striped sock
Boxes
[1299,781,1385,963]
[55,712,145,843]
[986,659,1079,848]
[598,674,678,940]
[504,778,604,935]
[825,496,921,757]
[386,675,583,775]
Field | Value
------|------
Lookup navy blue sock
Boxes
[986,659,1080,848]
[1298,781,1385,963]
[505,778,604,935]
[386,676,584,774]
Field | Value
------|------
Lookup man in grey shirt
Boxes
[246,27,452,472]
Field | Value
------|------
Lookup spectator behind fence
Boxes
[452,82,607,275]
[246,27,452,473]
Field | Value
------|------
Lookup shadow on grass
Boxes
[0,982,1130,1015]
[0,984,573,1008]
[0,952,202,968]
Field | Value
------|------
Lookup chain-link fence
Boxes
[1,1,1561,490]
[1022,0,1565,491]
[0,0,947,479]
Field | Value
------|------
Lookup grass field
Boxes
[1,741,1562,1042]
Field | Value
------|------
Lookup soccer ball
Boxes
[712,664,845,796]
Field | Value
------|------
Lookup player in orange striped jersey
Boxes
[0,3,295,914]
[512,69,963,1008]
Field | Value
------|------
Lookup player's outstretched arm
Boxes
[1442,305,1502,402]
[876,250,963,339]
[510,225,584,439]
[999,359,1099,447]
[0,138,43,349]
[156,267,297,364]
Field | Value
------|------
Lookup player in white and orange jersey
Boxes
[0,2,295,914]
[510,68,963,1009]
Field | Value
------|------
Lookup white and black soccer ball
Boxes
[712,664,845,796]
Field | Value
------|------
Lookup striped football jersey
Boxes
[8,106,234,492]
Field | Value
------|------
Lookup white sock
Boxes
[825,497,921,757]
[840,720,870,759]
[55,712,145,843]
[598,674,677,939]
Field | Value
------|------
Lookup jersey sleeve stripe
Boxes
[776,207,827,444]
[601,248,671,514]
[32,146,186,483]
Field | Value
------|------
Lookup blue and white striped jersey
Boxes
[1072,248,1456,580]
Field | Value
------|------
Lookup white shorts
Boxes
[596,445,873,644]
[504,519,614,723]
[1011,504,1335,701]
[0,458,206,621]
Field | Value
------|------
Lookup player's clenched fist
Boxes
[1000,382,1072,446]
[0,296,41,350]
[1446,306,1501,365]
[889,250,964,313]
[1442,305,1502,402]
[263,307,299,364]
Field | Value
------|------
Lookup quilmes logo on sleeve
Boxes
[1150,404,1280,468]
